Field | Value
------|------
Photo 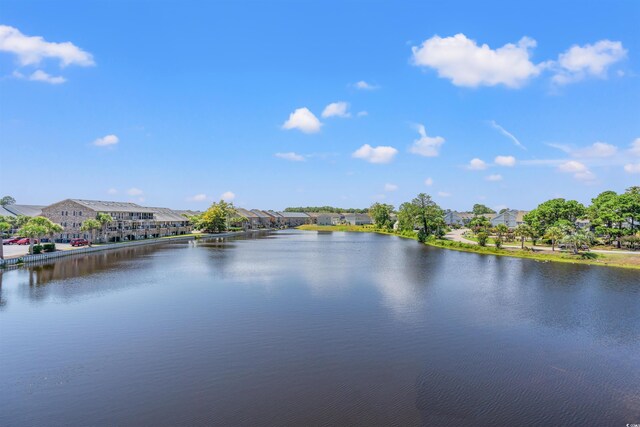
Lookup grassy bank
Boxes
[297,224,640,270]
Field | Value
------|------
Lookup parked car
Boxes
[3,237,22,245]
[70,238,90,247]
[17,238,37,245]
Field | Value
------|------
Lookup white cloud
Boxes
[409,124,445,157]
[352,144,398,164]
[275,152,306,162]
[490,121,526,150]
[221,191,235,201]
[411,33,541,88]
[468,158,487,170]
[0,25,95,67]
[93,134,119,147]
[494,155,516,167]
[322,101,350,118]
[424,177,433,186]
[127,187,143,196]
[624,163,640,174]
[629,138,640,157]
[357,111,368,117]
[107,188,117,195]
[486,174,503,181]
[384,183,398,192]
[188,193,207,202]
[14,69,66,84]
[437,191,451,197]
[557,160,596,181]
[353,80,378,90]
[552,40,627,85]
[282,107,322,133]
[574,141,617,158]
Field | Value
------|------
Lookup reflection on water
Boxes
[0,230,639,426]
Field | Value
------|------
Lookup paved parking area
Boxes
[2,243,77,258]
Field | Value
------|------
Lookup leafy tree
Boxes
[81,219,101,244]
[472,204,496,215]
[621,186,640,234]
[0,221,10,259]
[397,202,419,232]
[544,226,564,251]
[587,191,626,247]
[468,215,491,232]
[499,208,509,214]
[476,231,489,247]
[411,193,445,241]
[193,200,236,233]
[524,198,586,236]
[369,203,394,229]
[19,217,64,254]
[492,224,508,248]
[0,196,16,206]
[561,230,594,255]
[284,206,368,214]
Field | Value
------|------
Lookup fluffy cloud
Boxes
[494,155,516,167]
[552,40,627,85]
[486,174,503,181]
[629,138,640,156]
[411,34,541,88]
[188,194,207,202]
[352,144,398,164]
[0,25,95,67]
[384,183,398,192]
[282,107,322,133]
[275,152,306,162]
[574,141,617,158]
[93,134,119,147]
[221,191,235,201]
[624,163,640,174]
[322,101,351,118]
[353,80,378,90]
[127,187,143,196]
[409,124,445,157]
[468,158,487,170]
[557,160,595,181]
[424,177,433,186]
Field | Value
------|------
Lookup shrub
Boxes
[477,232,489,247]
[580,252,598,260]
[43,243,56,252]
[32,244,43,254]
[494,238,502,249]
[417,229,427,243]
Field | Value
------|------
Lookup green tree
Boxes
[0,196,16,206]
[19,223,47,254]
[468,215,491,232]
[0,221,10,259]
[620,186,640,234]
[96,212,113,242]
[81,219,101,245]
[472,204,496,215]
[492,224,508,248]
[544,226,564,251]
[411,193,445,241]
[193,200,236,233]
[561,229,594,255]
[476,231,489,247]
[397,202,419,232]
[369,203,394,229]
[524,198,586,236]
[514,224,534,249]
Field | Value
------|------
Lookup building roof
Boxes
[250,209,271,218]
[277,212,310,218]
[266,210,284,218]
[146,207,188,222]
[4,204,45,217]
[63,199,157,213]
[0,205,16,217]
[235,207,260,218]
[313,212,342,218]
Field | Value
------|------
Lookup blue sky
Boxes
[1,0,639,211]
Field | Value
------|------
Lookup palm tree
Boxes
[493,224,509,248]
[544,226,564,251]
[514,224,533,249]
[96,212,112,243]
[0,221,10,259]
[561,230,594,254]
[80,219,101,245]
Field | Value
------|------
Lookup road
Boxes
[444,228,640,255]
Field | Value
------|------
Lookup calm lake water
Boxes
[1,230,639,426]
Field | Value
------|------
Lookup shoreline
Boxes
[296,225,640,270]
[0,229,274,269]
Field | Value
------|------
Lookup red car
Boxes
[70,238,90,247]
[3,237,22,245]
[17,238,37,245]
